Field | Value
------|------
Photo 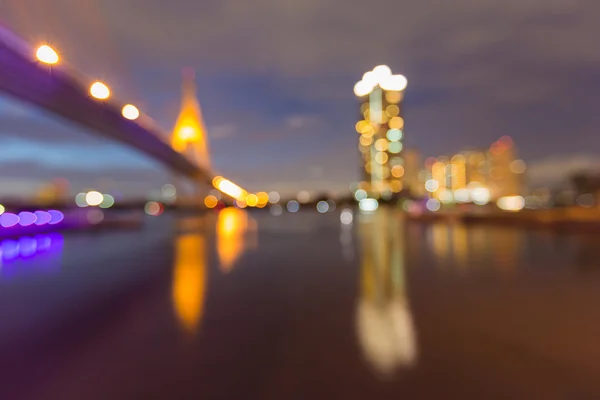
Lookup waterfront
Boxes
[3,208,600,398]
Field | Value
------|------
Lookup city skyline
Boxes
[0,0,599,198]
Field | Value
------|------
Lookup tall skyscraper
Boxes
[354,66,408,197]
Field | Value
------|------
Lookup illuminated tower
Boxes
[354,66,408,197]
[172,68,211,170]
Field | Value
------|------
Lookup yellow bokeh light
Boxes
[375,152,389,164]
[388,117,404,130]
[385,91,402,104]
[235,199,247,208]
[365,162,372,173]
[356,120,369,133]
[212,176,224,187]
[36,45,59,64]
[374,138,388,152]
[361,125,375,137]
[386,105,399,117]
[204,195,218,208]
[246,194,259,207]
[391,165,405,178]
[122,104,140,120]
[256,192,269,205]
[391,181,403,192]
[363,109,370,120]
[90,81,110,100]
[360,135,373,147]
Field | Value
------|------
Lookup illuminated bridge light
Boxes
[216,179,247,201]
[122,104,140,120]
[90,81,110,100]
[18,212,37,227]
[34,211,51,225]
[0,213,19,228]
[48,210,64,225]
[36,45,59,64]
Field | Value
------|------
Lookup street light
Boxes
[36,45,59,64]
[122,104,140,120]
[90,81,110,100]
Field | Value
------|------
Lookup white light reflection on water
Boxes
[355,209,418,377]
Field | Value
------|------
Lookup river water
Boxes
[2,207,600,398]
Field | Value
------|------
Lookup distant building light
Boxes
[359,198,379,212]
[426,198,441,212]
[286,200,300,213]
[316,201,329,213]
[497,196,525,212]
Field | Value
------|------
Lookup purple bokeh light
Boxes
[34,211,51,225]
[18,211,37,227]
[0,213,19,228]
[48,210,64,225]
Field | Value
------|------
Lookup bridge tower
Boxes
[171,68,211,205]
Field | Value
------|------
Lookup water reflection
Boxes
[216,208,257,272]
[355,209,418,377]
[172,230,207,334]
[423,222,523,272]
[0,233,64,277]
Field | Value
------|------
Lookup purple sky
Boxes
[0,0,599,198]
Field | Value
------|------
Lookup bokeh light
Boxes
[287,200,300,213]
[162,184,177,198]
[497,196,525,212]
[90,81,110,99]
[0,204,4,215]
[122,104,140,120]
[99,194,115,209]
[391,165,405,178]
[374,139,388,152]
[34,211,51,225]
[204,195,218,209]
[426,198,441,212]
[340,209,353,225]
[145,201,163,216]
[425,179,439,193]
[246,194,259,207]
[354,189,367,201]
[388,117,404,130]
[297,191,310,204]
[48,210,64,225]
[268,191,280,204]
[86,191,104,206]
[36,45,59,64]
[386,129,402,141]
[359,198,379,212]
[316,201,329,213]
[18,212,37,227]
[75,193,88,207]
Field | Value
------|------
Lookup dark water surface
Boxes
[2,207,600,399]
